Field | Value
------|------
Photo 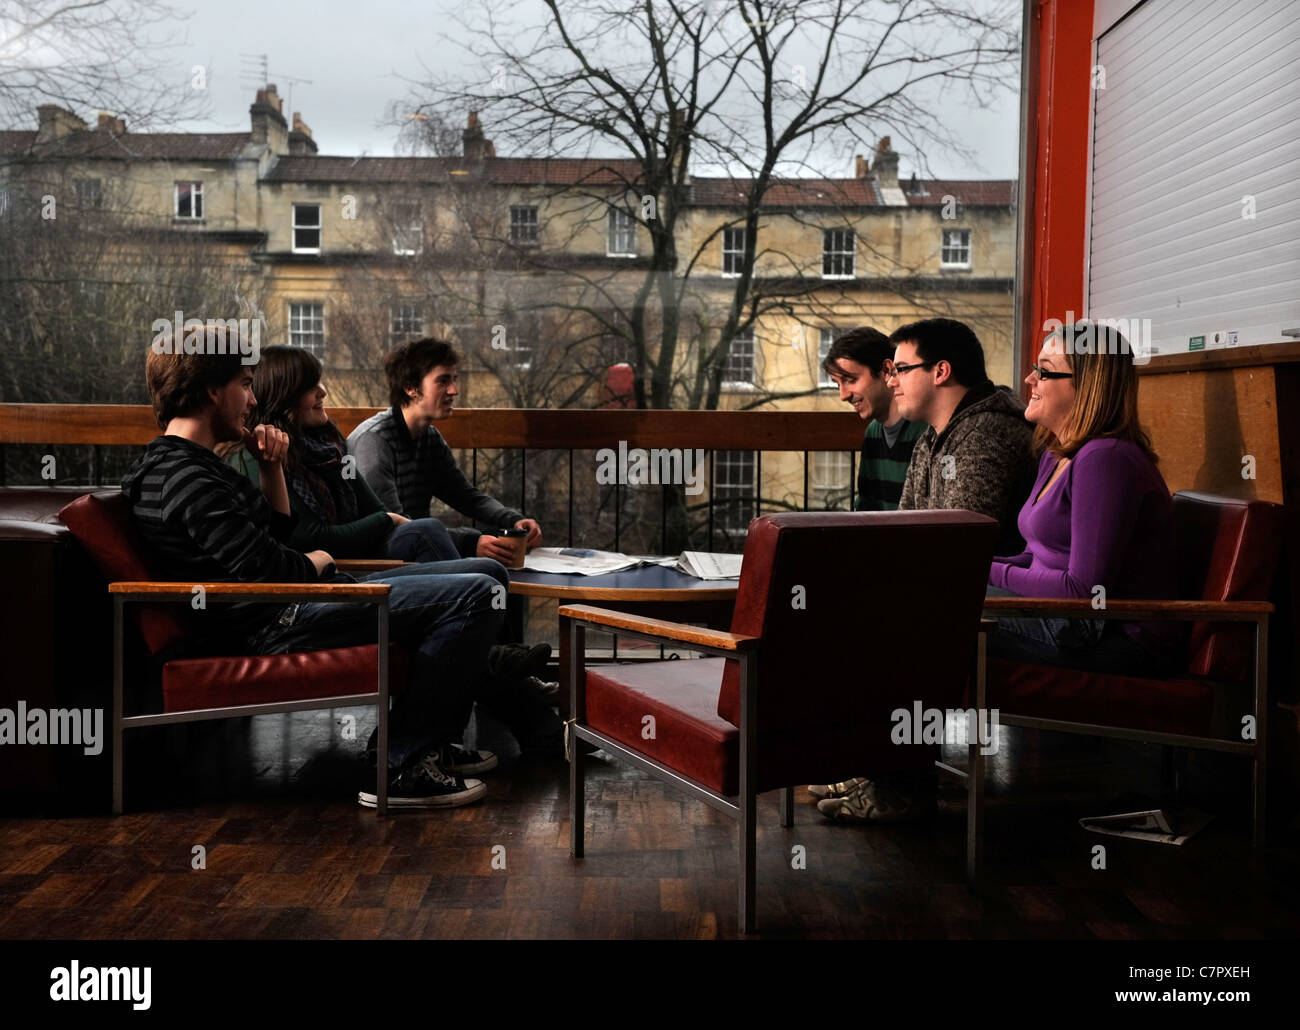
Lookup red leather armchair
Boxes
[561,510,1000,933]
[59,491,402,814]
[983,490,1283,846]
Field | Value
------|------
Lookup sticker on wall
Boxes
[1188,335,1205,351]
[1227,330,1239,347]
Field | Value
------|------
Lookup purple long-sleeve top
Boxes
[989,438,1183,661]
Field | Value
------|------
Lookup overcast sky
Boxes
[149,0,1020,180]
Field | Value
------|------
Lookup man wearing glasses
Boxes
[887,317,1036,555]
[814,316,1036,823]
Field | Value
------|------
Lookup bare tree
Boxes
[396,0,1018,411]
[0,0,205,136]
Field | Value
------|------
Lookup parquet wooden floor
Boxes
[1,707,1297,939]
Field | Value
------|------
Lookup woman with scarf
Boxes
[223,345,458,563]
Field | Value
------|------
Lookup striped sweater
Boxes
[121,436,316,645]
[347,407,524,557]
[856,418,926,511]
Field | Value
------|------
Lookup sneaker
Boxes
[816,779,935,823]
[524,675,560,700]
[441,742,498,775]
[358,752,486,809]
[488,642,552,679]
[807,776,868,801]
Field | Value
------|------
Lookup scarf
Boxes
[287,427,360,525]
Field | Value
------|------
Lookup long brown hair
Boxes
[217,345,341,467]
[1034,321,1158,463]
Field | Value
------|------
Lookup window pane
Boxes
[723,331,755,384]
[714,449,756,536]
[289,303,325,357]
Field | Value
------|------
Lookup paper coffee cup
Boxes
[497,527,528,569]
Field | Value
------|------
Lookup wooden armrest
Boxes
[982,597,1272,620]
[559,604,760,652]
[336,559,410,572]
[109,581,390,601]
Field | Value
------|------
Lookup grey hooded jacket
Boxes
[898,381,1037,555]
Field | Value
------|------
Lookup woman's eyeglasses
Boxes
[1029,364,1073,380]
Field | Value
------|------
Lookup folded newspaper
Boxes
[1078,808,1212,846]
[522,547,742,579]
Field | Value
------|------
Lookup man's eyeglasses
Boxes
[1029,364,1073,380]
[884,361,935,380]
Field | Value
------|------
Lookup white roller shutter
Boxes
[1087,0,1300,356]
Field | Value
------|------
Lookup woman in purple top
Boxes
[986,321,1182,675]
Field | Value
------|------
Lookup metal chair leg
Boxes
[112,598,124,816]
[568,617,585,858]
[967,632,987,888]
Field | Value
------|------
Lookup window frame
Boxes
[389,304,424,350]
[606,206,637,257]
[292,202,322,254]
[720,329,756,388]
[713,449,757,537]
[391,200,423,256]
[818,328,847,389]
[821,227,856,279]
[812,450,854,510]
[721,226,747,278]
[941,228,972,269]
[509,204,539,246]
[288,302,326,357]
[74,179,103,210]
[174,181,204,221]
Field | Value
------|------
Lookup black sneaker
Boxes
[358,752,487,809]
[524,675,560,700]
[487,642,552,679]
[441,742,498,775]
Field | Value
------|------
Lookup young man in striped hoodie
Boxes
[122,346,506,809]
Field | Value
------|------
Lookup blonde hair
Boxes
[1034,321,1157,463]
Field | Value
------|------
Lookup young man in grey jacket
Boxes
[815,317,1037,823]
[347,337,543,562]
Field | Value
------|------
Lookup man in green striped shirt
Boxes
[822,327,925,511]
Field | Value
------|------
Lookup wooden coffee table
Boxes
[509,565,739,714]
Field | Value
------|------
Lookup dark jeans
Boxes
[251,558,508,770]
[984,584,1174,677]
[384,518,461,563]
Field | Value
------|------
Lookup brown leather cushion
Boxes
[60,490,189,655]
[162,644,407,713]
[0,487,96,524]
[587,658,737,794]
[985,657,1214,736]
[587,657,943,797]
[718,510,998,729]
[1175,492,1283,681]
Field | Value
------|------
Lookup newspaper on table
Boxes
[521,548,743,580]
[523,548,644,575]
[675,551,743,580]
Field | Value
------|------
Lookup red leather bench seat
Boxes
[985,659,1214,736]
[587,657,738,795]
[162,644,407,712]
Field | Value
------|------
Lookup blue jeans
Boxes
[385,518,461,563]
[984,584,1172,677]
[251,558,508,770]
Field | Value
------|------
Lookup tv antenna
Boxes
[239,53,313,115]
